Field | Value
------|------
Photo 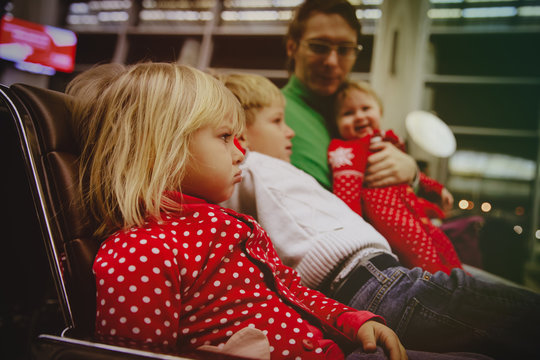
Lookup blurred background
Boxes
[1,0,539,358]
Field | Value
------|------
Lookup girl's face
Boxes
[182,117,244,203]
[243,102,295,162]
[336,89,382,140]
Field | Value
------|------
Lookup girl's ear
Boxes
[286,39,298,58]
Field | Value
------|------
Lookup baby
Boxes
[328,80,462,274]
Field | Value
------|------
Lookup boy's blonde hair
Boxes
[66,62,126,99]
[66,62,127,144]
[79,63,244,239]
[217,72,285,126]
[335,80,384,117]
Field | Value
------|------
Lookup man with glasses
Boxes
[304,40,363,58]
[282,0,417,191]
[273,0,540,358]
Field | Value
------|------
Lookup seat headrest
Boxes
[11,83,79,154]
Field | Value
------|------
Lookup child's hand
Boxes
[356,320,408,360]
[440,188,454,212]
[365,141,417,188]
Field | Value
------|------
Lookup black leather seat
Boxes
[0,83,249,360]
[1,83,97,339]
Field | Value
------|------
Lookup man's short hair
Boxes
[285,0,361,72]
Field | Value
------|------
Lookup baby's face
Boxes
[336,89,382,139]
[244,101,295,162]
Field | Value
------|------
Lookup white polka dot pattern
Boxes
[363,185,462,274]
[93,192,379,358]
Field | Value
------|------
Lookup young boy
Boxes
[218,72,396,288]
[328,81,462,274]
[218,72,540,359]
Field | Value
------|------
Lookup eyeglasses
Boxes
[302,40,363,58]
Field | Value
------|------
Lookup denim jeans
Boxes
[333,264,540,359]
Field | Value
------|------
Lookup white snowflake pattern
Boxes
[328,147,355,168]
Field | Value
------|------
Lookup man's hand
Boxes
[364,141,417,188]
[356,321,408,360]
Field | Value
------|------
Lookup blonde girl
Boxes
[79,62,244,238]
[77,62,408,360]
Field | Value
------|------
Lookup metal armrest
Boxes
[33,333,259,360]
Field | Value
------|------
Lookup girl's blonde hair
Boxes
[216,72,285,126]
[335,80,384,117]
[79,63,244,239]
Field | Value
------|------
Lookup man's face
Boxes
[287,12,358,97]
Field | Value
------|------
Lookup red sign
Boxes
[0,14,77,73]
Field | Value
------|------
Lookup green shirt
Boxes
[282,75,337,190]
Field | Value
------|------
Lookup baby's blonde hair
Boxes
[335,80,384,118]
[79,63,244,239]
[217,72,285,126]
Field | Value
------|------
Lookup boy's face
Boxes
[243,102,295,162]
[336,89,382,140]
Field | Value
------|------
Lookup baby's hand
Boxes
[440,187,454,212]
[356,320,408,360]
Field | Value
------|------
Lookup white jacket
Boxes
[221,151,395,289]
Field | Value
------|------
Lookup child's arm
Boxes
[266,241,382,330]
[417,172,454,212]
[93,232,182,354]
[272,256,407,358]
[418,172,444,198]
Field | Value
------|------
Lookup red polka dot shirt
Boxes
[93,192,383,359]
